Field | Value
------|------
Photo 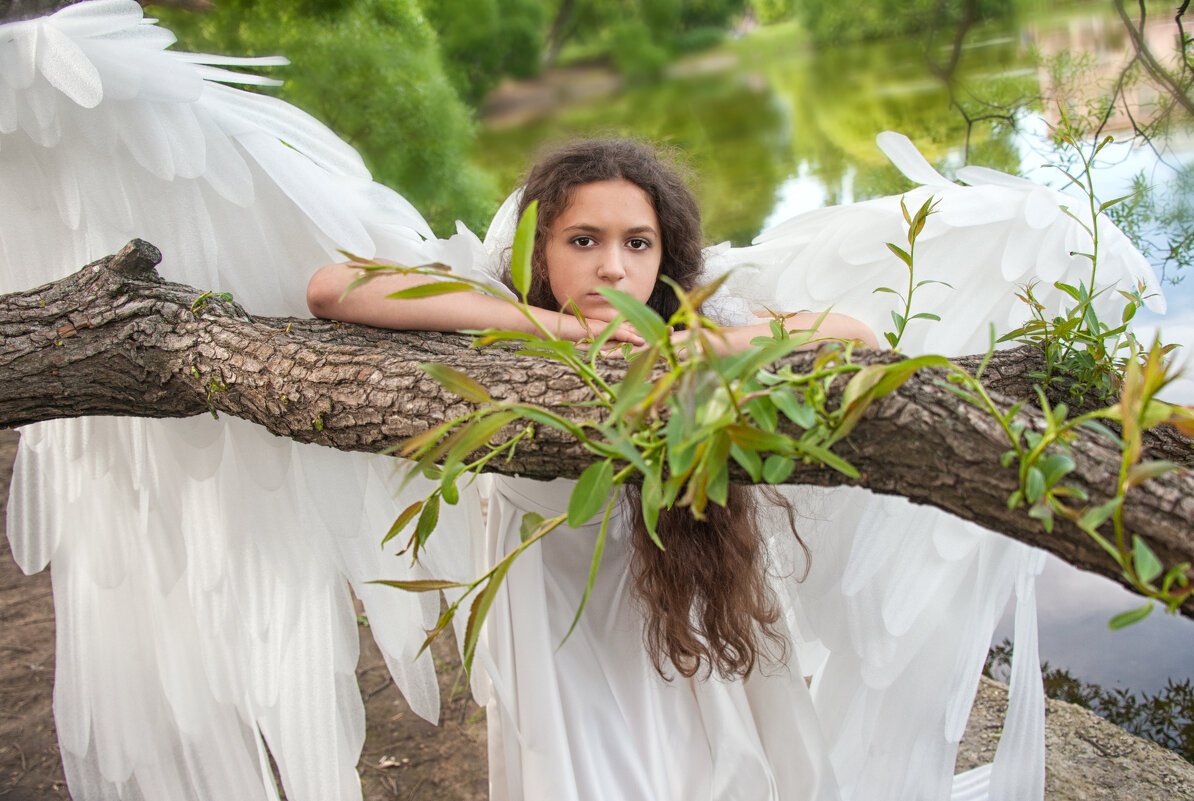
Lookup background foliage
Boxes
[155,0,497,234]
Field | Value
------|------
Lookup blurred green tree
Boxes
[422,0,546,106]
[156,0,497,234]
[747,0,796,25]
[544,0,747,77]
[795,0,1017,45]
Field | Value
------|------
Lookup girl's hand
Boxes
[544,311,645,348]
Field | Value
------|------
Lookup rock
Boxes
[958,676,1194,800]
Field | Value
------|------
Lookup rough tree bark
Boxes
[0,0,74,21]
[3,242,1192,616]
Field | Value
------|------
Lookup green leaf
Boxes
[725,424,791,453]
[568,460,614,527]
[586,317,620,357]
[611,347,659,419]
[382,500,423,546]
[1126,460,1177,488]
[385,281,476,300]
[886,242,913,266]
[703,432,731,509]
[448,411,520,464]
[1079,497,1122,532]
[762,454,794,484]
[420,363,491,404]
[510,405,585,439]
[1039,452,1076,485]
[939,382,981,406]
[1099,194,1135,213]
[597,287,668,343]
[872,286,903,297]
[1000,450,1017,468]
[1052,403,1069,426]
[1132,535,1163,585]
[340,270,377,299]
[469,329,535,347]
[744,395,779,432]
[1053,281,1082,302]
[771,388,816,428]
[683,273,733,310]
[733,335,805,377]
[462,560,513,672]
[1052,485,1088,502]
[908,312,941,322]
[511,200,537,300]
[1025,466,1046,503]
[515,339,579,360]
[798,443,859,478]
[1028,501,1054,533]
[730,444,763,482]
[560,495,616,647]
[641,473,664,546]
[1108,602,1154,630]
[706,459,730,508]
[394,419,455,458]
[371,578,468,592]
[840,363,887,410]
[871,355,949,398]
[519,512,545,543]
[415,493,441,546]
[890,310,906,331]
[440,463,463,505]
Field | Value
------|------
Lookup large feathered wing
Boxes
[705,132,1167,801]
[1,3,483,800]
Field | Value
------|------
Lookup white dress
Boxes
[0,4,1168,801]
[479,477,837,801]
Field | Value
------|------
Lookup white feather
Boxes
[707,130,1173,801]
[0,5,460,800]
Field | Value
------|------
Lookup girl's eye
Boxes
[627,238,651,250]
[572,236,595,247]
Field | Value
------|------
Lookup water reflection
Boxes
[480,69,792,244]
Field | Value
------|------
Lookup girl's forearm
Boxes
[307,263,528,332]
[306,263,645,344]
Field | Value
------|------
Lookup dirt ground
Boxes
[0,427,488,801]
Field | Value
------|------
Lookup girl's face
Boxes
[544,179,662,322]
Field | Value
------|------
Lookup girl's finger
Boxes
[610,322,645,345]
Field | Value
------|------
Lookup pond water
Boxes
[475,6,1194,702]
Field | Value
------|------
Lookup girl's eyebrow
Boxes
[563,223,659,236]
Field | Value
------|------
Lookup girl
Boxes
[308,139,877,801]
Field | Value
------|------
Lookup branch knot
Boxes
[108,239,162,278]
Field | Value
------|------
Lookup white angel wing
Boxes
[707,132,1167,801]
[1,3,482,800]
[709,131,1165,358]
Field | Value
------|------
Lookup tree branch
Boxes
[0,0,74,22]
[1114,0,1194,117]
[2,242,1192,615]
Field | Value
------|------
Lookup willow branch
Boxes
[2,242,1191,615]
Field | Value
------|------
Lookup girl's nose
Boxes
[596,246,626,281]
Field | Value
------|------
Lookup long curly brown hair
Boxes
[515,139,804,680]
